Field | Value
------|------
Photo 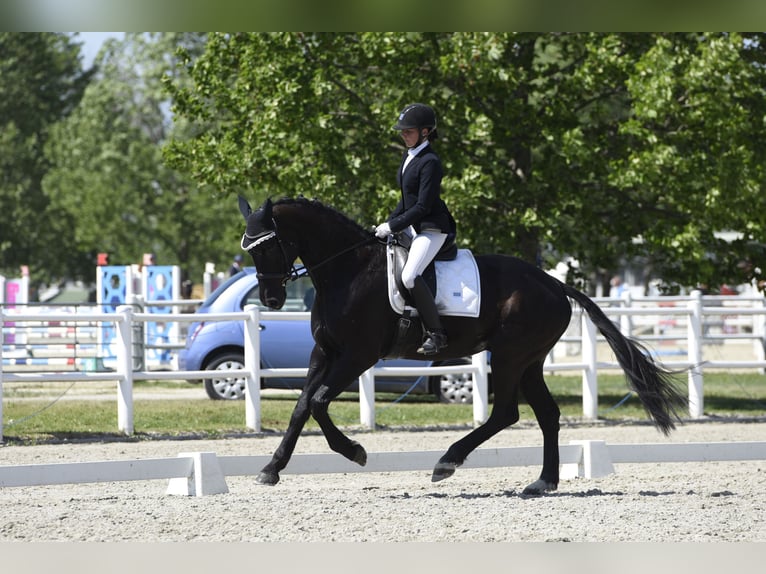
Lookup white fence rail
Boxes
[2,290,766,441]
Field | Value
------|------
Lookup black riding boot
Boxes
[409,276,448,355]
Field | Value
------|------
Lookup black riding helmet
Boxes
[392,103,438,138]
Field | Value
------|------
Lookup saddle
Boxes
[385,233,481,319]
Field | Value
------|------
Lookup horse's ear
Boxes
[238,196,253,220]
[261,197,273,220]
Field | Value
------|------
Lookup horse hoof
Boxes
[522,479,557,495]
[255,471,280,486]
[431,462,457,482]
[351,441,367,466]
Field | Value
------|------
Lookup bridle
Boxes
[241,219,376,285]
[241,221,302,285]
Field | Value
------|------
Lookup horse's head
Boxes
[239,196,298,310]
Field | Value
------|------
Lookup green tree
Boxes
[44,33,236,283]
[611,33,766,291]
[166,33,766,292]
[0,33,91,283]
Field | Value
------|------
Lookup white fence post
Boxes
[687,290,704,419]
[582,313,598,419]
[115,305,134,435]
[243,305,262,432]
[620,292,632,336]
[359,368,375,429]
[754,296,765,375]
[472,351,489,425]
[0,306,4,443]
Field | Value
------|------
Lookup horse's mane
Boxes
[273,196,369,238]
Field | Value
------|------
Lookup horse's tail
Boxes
[561,283,686,435]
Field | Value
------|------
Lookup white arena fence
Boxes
[1,290,766,442]
[2,439,766,495]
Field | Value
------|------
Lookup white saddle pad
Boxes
[387,247,481,318]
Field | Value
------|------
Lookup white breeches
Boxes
[401,228,447,289]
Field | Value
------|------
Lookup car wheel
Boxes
[431,359,474,404]
[204,352,246,400]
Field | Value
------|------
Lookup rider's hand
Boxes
[374,222,392,239]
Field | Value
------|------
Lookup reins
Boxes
[308,235,377,275]
[281,235,376,282]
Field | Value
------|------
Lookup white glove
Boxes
[375,222,392,239]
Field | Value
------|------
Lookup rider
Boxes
[375,103,457,355]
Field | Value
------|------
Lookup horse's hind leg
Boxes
[519,362,561,494]
[432,355,522,482]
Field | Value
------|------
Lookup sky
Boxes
[74,31,124,68]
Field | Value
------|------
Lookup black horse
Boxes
[239,196,685,493]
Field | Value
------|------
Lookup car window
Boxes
[202,268,254,307]
[242,275,315,311]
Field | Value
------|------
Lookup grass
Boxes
[2,372,766,444]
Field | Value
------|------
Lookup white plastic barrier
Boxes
[3,440,766,496]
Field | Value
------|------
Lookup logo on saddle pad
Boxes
[386,244,481,318]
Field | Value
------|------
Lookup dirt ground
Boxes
[1,418,765,543]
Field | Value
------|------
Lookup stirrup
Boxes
[417,330,448,355]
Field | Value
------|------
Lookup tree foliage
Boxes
[4,33,766,295]
[0,33,91,282]
[166,32,766,292]
[42,33,236,282]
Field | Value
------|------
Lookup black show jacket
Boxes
[387,145,456,238]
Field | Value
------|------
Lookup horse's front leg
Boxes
[310,379,368,467]
[255,348,328,486]
[308,356,373,466]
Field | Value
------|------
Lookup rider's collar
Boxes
[407,140,430,156]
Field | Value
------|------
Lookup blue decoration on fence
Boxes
[98,266,129,362]
[144,266,176,366]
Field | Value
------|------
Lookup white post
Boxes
[359,368,375,429]
[687,290,704,418]
[562,440,615,479]
[127,293,143,371]
[0,306,4,443]
[115,305,134,435]
[582,313,598,419]
[203,262,216,299]
[754,296,765,374]
[472,351,489,425]
[620,292,632,336]
[243,305,261,432]
[167,452,229,497]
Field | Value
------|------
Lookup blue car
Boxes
[179,268,474,402]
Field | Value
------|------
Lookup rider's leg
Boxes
[402,230,448,355]
[409,276,448,354]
